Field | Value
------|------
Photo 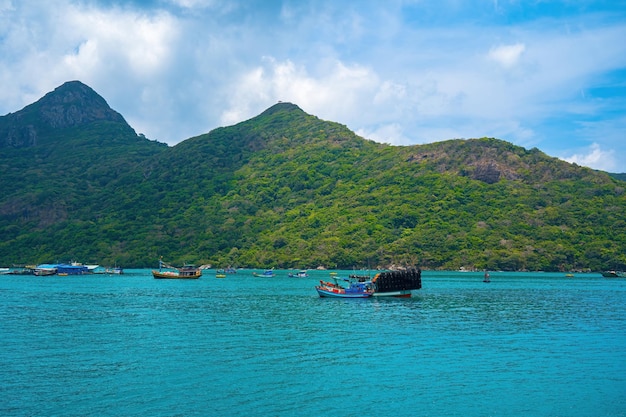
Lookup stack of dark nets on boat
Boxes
[370,268,422,292]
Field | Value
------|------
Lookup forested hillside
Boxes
[1,81,625,271]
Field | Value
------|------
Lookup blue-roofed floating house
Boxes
[56,264,88,275]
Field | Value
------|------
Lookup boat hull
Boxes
[316,287,373,298]
[372,290,412,298]
[152,270,201,279]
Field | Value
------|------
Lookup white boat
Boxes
[34,264,58,276]
[0,267,10,275]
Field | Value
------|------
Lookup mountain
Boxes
[0,81,625,271]
[0,81,167,259]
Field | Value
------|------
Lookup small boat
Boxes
[152,259,201,279]
[0,267,10,275]
[34,264,58,276]
[483,271,490,283]
[71,262,99,272]
[602,271,626,278]
[8,267,34,275]
[316,277,374,298]
[289,270,308,278]
[253,269,275,278]
[216,269,226,278]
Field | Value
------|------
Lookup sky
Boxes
[1,0,625,172]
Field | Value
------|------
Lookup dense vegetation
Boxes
[1,81,625,271]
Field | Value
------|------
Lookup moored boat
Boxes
[289,270,308,278]
[253,269,275,277]
[152,259,201,279]
[316,277,374,298]
[602,270,626,278]
[216,269,226,278]
[34,264,58,276]
[0,267,10,275]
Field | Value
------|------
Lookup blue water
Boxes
[1,270,625,416]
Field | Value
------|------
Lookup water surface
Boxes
[1,270,624,416]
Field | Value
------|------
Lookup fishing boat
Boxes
[216,269,226,278]
[0,267,10,275]
[602,271,626,278]
[34,264,58,276]
[316,277,374,298]
[253,269,275,277]
[289,270,308,278]
[152,259,201,279]
[483,271,490,283]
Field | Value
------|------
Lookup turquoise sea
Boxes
[1,270,625,416]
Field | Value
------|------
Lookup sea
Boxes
[1,269,625,417]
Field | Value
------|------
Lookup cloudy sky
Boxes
[1,0,625,172]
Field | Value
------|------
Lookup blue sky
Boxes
[1,0,625,172]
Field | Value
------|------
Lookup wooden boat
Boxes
[34,264,58,276]
[152,259,201,279]
[215,269,226,278]
[289,270,308,278]
[316,277,374,298]
[323,269,422,298]
[253,269,275,277]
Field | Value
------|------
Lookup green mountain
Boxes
[1,81,625,271]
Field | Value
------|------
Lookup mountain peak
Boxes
[0,80,129,148]
[259,102,304,117]
[34,80,126,128]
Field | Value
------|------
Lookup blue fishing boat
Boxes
[315,277,374,298]
[253,269,275,277]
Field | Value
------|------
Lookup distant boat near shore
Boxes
[602,271,626,278]
[253,269,275,277]
[152,259,201,279]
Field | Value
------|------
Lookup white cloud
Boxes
[487,43,526,68]
[562,143,617,172]
[1,1,625,169]
[61,6,179,80]
[221,58,380,128]
[356,123,410,145]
